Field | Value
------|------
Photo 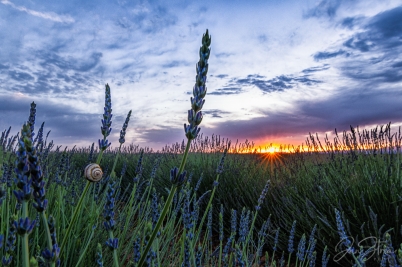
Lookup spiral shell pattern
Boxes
[84,163,103,182]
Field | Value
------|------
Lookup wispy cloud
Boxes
[0,0,74,23]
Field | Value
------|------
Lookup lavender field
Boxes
[1,29,402,267]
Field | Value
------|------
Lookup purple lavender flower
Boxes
[40,216,60,266]
[231,209,237,236]
[256,180,270,211]
[182,238,191,267]
[184,30,211,140]
[288,220,297,254]
[14,217,36,235]
[103,181,116,231]
[239,208,250,243]
[33,121,44,149]
[170,167,187,186]
[195,246,202,267]
[322,246,330,267]
[207,207,213,242]
[296,234,306,261]
[151,190,160,236]
[216,148,228,174]
[236,244,245,267]
[13,123,33,203]
[99,84,112,151]
[2,217,17,266]
[119,110,132,144]
[96,243,103,267]
[27,102,36,141]
[335,208,354,253]
[105,238,119,251]
[273,228,280,252]
[133,238,141,263]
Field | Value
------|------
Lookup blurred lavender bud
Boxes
[296,234,306,261]
[105,238,119,251]
[133,238,141,263]
[14,217,36,235]
[28,102,36,141]
[288,220,297,254]
[119,110,132,144]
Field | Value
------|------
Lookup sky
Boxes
[1,0,402,152]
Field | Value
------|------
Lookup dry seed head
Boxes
[84,163,103,182]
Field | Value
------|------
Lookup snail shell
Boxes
[84,163,103,182]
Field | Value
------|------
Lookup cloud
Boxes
[213,72,323,94]
[303,0,343,19]
[301,65,330,73]
[8,70,34,82]
[115,4,177,34]
[392,61,402,68]
[199,86,402,144]
[38,51,103,72]
[310,6,402,89]
[209,87,243,95]
[0,0,74,23]
[339,16,365,29]
[203,109,231,118]
[313,50,348,61]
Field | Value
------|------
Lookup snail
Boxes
[84,163,103,182]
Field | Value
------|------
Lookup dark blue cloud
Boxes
[313,50,348,61]
[38,51,103,72]
[115,5,177,34]
[314,6,402,85]
[339,16,364,29]
[392,61,402,68]
[368,6,402,40]
[198,86,402,143]
[214,74,228,79]
[203,109,231,118]
[162,60,188,68]
[302,65,330,73]
[304,0,343,19]
[216,73,323,94]
[340,6,402,54]
[8,70,34,82]
[343,37,373,52]
[209,87,243,95]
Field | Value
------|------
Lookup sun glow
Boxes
[265,147,276,154]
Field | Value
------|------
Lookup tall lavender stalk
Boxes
[59,84,112,258]
[137,29,211,267]
[13,123,37,267]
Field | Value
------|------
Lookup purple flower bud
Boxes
[191,96,205,112]
[184,124,201,140]
[105,238,119,251]
[14,217,36,235]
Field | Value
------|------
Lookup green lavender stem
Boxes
[22,201,30,267]
[194,149,227,244]
[41,212,56,267]
[109,231,119,267]
[137,139,191,267]
[59,150,105,258]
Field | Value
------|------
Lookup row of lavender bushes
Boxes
[1,29,402,267]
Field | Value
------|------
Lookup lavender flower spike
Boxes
[184,29,211,140]
[119,110,132,144]
[99,84,113,151]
